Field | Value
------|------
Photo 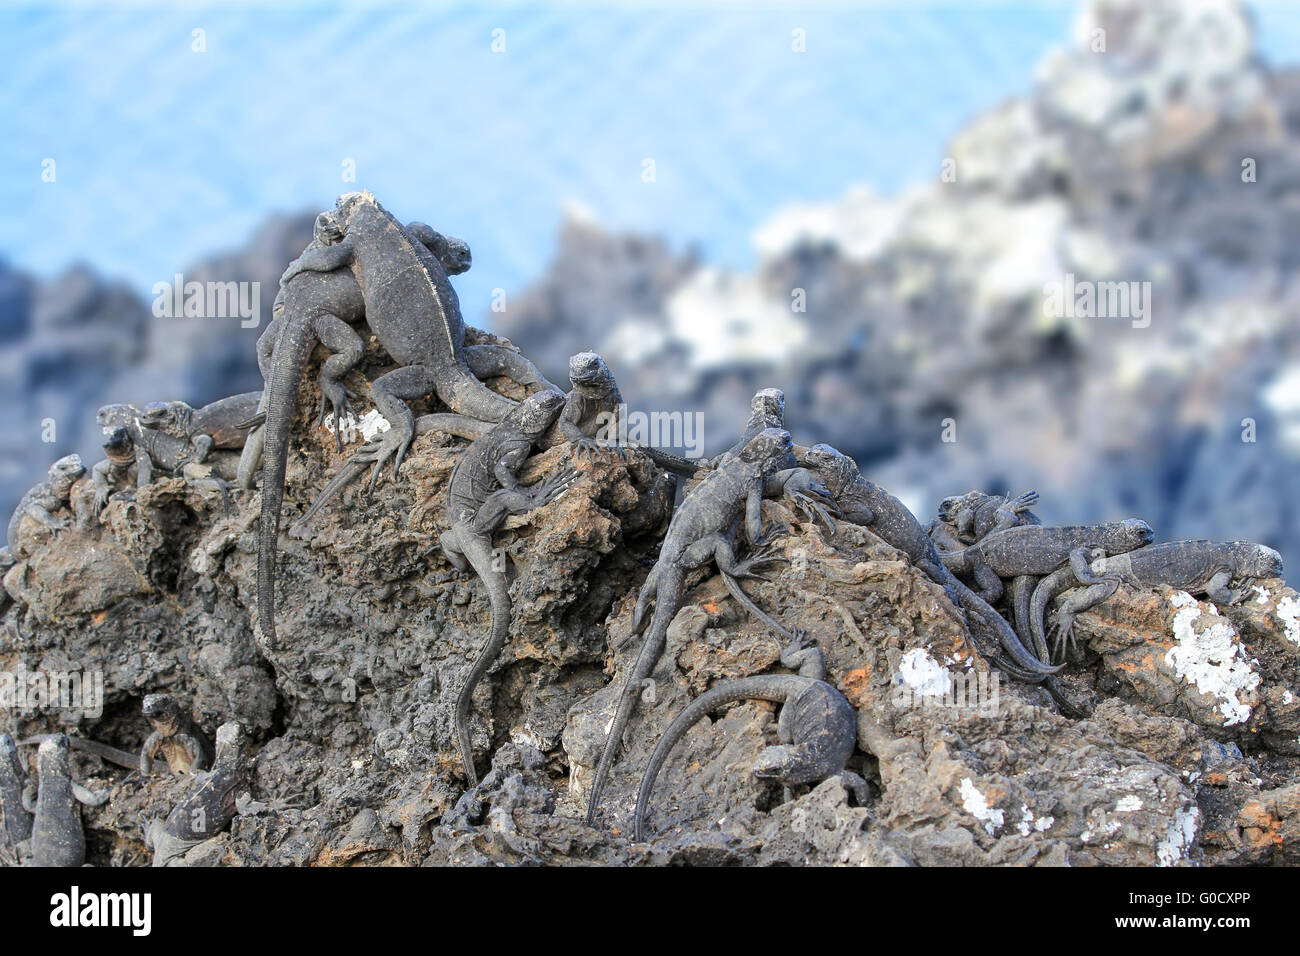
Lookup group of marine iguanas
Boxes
[0,191,1286,861]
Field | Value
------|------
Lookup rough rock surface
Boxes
[3,361,1297,865]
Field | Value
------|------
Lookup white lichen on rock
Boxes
[1165,591,1259,726]
[1156,804,1200,867]
[1277,595,1300,646]
[894,647,952,698]
[959,778,1004,836]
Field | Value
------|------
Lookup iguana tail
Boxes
[640,447,702,478]
[18,735,140,771]
[258,313,316,649]
[0,734,33,845]
[633,675,810,841]
[453,528,513,787]
[946,570,1062,676]
[586,567,683,826]
[1029,565,1079,666]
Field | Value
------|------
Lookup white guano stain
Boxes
[895,647,952,697]
[1277,595,1300,646]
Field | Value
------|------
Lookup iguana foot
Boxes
[360,427,414,500]
[732,546,786,581]
[789,491,838,532]
[1007,490,1039,513]
[316,382,359,453]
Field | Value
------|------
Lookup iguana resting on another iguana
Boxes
[586,427,821,825]
[257,192,554,646]
[90,418,232,516]
[633,631,863,841]
[144,722,249,866]
[437,390,579,785]
[5,455,85,558]
[800,444,1059,678]
[1030,540,1284,663]
[138,392,262,464]
[930,489,1041,553]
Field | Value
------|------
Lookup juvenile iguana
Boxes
[585,427,803,826]
[257,192,526,647]
[634,632,862,841]
[1031,540,1284,663]
[138,391,263,463]
[140,693,214,775]
[6,454,85,557]
[801,444,1059,676]
[930,490,1041,553]
[438,390,578,785]
[90,419,231,516]
[144,722,248,866]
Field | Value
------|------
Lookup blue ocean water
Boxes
[1,1,1297,319]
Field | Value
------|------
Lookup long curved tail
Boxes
[454,532,512,787]
[257,316,316,649]
[945,569,1061,676]
[633,675,804,841]
[1029,565,1078,665]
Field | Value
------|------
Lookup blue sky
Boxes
[2,1,1297,322]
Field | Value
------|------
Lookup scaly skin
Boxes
[139,391,263,463]
[941,519,1155,602]
[439,390,576,785]
[0,734,32,846]
[6,455,85,556]
[1032,540,1284,663]
[585,427,798,826]
[802,444,1060,676]
[29,736,85,867]
[145,722,248,866]
[633,635,859,841]
[257,192,523,646]
[140,694,214,775]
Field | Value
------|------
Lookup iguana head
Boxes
[1237,543,1284,578]
[139,401,189,430]
[47,454,86,496]
[102,426,135,463]
[36,735,70,781]
[511,389,567,439]
[739,427,794,474]
[96,404,139,431]
[568,351,613,388]
[405,222,472,275]
[750,388,786,424]
[1100,518,1155,554]
[214,721,248,769]
[317,190,380,241]
[142,694,182,735]
[803,443,858,493]
[752,743,819,786]
[936,490,991,525]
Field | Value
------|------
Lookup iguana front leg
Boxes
[745,477,766,546]
[135,443,153,488]
[1203,569,1240,605]
[362,365,441,494]
[139,732,163,775]
[310,313,364,451]
[970,560,1004,604]
[279,238,354,286]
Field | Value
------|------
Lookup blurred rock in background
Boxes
[2,0,1298,573]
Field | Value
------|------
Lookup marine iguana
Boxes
[140,693,214,775]
[940,519,1156,604]
[1031,540,1284,663]
[27,735,106,867]
[90,418,231,516]
[438,389,579,785]
[585,427,802,825]
[257,192,526,647]
[633,632,861,841]
[138,391,262,463]
[800,444,1059,676]
[930,489,1041,553]
[6,454,85,557]
[0,734,32,846]
[144,722,248,866]
[712,388,787,465]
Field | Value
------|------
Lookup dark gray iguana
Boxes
[140,693,214,775]
[6,455,85,557]
[438,390,579,785]
[1030,540,1284,663]
[585,427,809,825]
[138,391,262,464]
[144,721,249,866]
[800,444,1059,677]
[1,734,32,846]
[633,632,862,841]
[257,192,536,647]
[930,489,1041,553]
[27,735,108,867]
